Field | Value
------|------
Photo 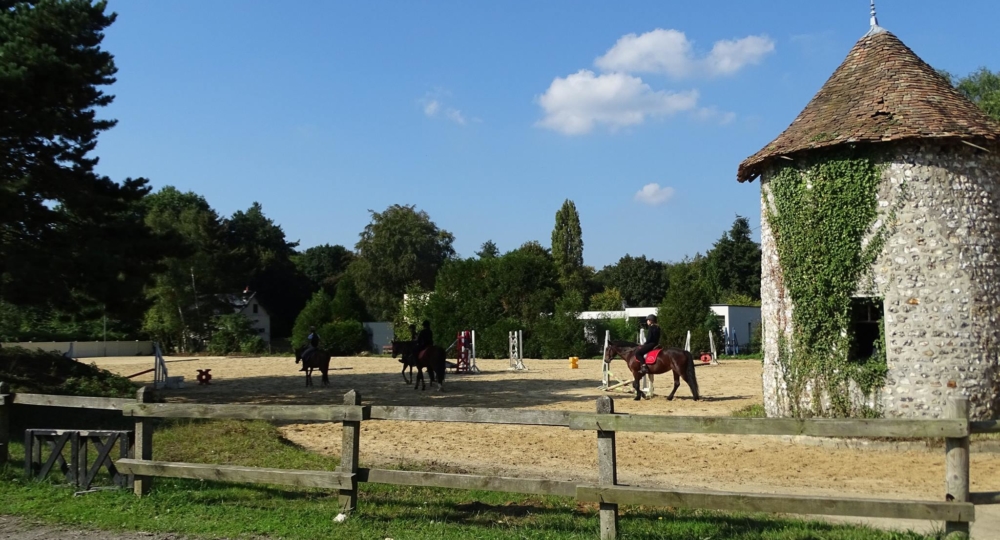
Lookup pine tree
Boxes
[551,200,584,292]
[1,1,162,313]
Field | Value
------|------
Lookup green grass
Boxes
[0,420,938,539]
[731,403,767,418]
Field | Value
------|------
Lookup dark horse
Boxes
[391,340,447,391]
[604,340,699,401]
[294,346,332,387]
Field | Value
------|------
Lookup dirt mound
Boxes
[0,346,137,397]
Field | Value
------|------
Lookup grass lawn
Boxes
[0,418,941,540]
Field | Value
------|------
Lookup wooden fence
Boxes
[1,382,999,539]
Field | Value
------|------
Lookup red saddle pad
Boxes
[643,349,661,364]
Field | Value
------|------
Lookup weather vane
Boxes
[865,0,884,35]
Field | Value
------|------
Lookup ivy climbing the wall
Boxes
[766,149,897,417]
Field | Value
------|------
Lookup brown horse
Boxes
[604,340,699,401]
[391,340,446,391]
[295,346,332,387]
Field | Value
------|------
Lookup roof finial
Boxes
[865,0,885,36]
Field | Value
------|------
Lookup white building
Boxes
[709,305,760,354]
[228,292,271,343]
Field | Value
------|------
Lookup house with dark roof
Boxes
[741,8,1000,419]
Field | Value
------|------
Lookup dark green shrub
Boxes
[317,320,369,356]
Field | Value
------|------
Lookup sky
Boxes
[92,0,1000,269]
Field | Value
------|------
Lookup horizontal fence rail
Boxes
[569,414,969,438]
[115,459,355,490]
[576,485,975,522]
[971,420,1000,434]
[970,492,1000,505]
[121,403,364,422]
[12,394,135,411]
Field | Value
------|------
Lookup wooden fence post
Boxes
[596,395,618,540]
[0,382,10,468]
[133,386,154,496]
[945,397,970,539]
[337,390,361,520]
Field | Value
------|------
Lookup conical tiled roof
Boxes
[737,29,1000,182]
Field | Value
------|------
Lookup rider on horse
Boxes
[634,314,660,376]
[300,326,320,371]
[416,320,433,362]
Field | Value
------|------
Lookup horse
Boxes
[391,340,447,391]
[604,340,699,401]
[294,346,332,387]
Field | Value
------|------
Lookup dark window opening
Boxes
[849,297,883,361]
[252,304,259,314]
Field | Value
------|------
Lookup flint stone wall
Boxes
[760,141,1000,420]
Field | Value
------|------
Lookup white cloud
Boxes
[445,108,466,125]
[536,70,699,135]
[419,91,470,126]
[595,29,695,78]
[705,35,775,76]
[594,28,774,78]
[423,100,440,117]
[634,183,675,206]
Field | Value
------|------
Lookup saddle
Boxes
[641,349,661,364]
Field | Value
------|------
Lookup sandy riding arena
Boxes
[93,355,1000,537]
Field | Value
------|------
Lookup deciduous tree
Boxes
[294,244,354,294]
[350,204,455,321]
[597,255,667,307]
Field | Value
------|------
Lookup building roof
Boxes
[218,291,265,313]
[737,28,1000,183]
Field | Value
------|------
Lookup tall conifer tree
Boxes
[551,199,584,292]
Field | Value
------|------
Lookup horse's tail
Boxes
[686,350,700,399]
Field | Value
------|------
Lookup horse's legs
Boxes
[632,371,644,401]
[414,367,425,390]
[322,368,330,387]
[401,363,411,384]
[667,371,680,400]
[677,360,695,398]
[305,368,312,387]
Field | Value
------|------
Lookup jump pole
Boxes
[470,330,479,372]
[509,330,526,371]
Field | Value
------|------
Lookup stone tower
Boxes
[737,17,1000,419]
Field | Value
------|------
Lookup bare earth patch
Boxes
[92,355,1000,538]
[0,515,188,540]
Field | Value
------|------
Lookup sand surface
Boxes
[92,355,1000,538]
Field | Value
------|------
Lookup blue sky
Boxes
[93,0,1000,269]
